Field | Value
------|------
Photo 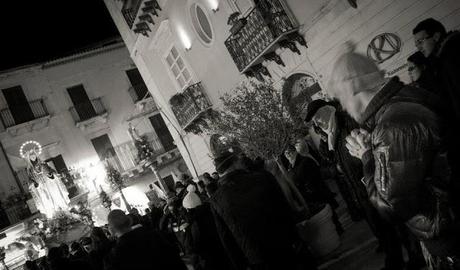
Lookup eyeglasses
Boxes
[415,35,432,46]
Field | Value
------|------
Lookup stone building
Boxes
[0,38,187,226]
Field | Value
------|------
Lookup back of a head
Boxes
[24,260,39,270]
[413,18,446,37]
[91,226,110,248]
[47,247,63,262]
[70,242,82,253]
[108,209,132,232]
[328,48,385,99]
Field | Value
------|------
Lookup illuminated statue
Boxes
[20,141,69,218]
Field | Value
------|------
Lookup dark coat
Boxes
[432,30,460,120]
[286,155,334,214]
[187,203,233,270]
[210,169,298,270]
[105,226,186,270]
[358,77,459,255]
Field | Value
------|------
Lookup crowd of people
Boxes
[22,17,460,270]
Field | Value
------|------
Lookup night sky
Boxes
[0,0,120,72]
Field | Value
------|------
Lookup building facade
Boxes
[103,0,460,177]
[0,38,187,226]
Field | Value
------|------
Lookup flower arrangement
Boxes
[134,135,156,164]
[99,189,112,209]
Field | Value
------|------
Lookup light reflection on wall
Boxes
[177,24,192,50]
[207,0,219,11]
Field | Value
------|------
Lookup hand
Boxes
[345,129,371,160]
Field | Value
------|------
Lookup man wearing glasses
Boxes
[413,18,460,270]
[413,18,460,121]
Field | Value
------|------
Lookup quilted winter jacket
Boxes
[358,77,455,241]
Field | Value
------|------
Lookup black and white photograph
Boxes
[0,0,459,269]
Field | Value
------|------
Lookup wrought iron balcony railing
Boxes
[169,82,212,128]
[69,97,107,123]
[121,0,162,36]
[128,84,151,103]
[0,99,49,128]
[121,0,143,28]
[225,0,300,73]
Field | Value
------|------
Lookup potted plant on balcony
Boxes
[227,12,246,34]
[169,93,186,107]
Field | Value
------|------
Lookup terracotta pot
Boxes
[296,204,340,257]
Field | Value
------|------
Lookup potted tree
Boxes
[206,81,340,256]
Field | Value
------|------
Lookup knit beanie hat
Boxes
[210,134,242,174]
[182,185,202,209]
[327,43,385,98]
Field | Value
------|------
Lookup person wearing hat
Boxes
[106,209,186,270]
[305,99,389,250]
[208,135,313,270]
[328,48,456,269]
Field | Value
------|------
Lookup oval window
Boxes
[190,3,213,45]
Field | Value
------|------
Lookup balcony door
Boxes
[149,114,176,152]
[67,85,96,121]
[91,134,122,171]
[2,86,34,125]
[126,68,148,101]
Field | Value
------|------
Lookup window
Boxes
[165,46,193,90]
[190,3,214,45]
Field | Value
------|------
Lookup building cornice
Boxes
[41,40,127,69]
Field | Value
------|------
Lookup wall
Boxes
[103,0,460,177]
[0,43,163,201]
[297,0,460,84]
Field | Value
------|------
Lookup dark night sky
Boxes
[0,0,120,72]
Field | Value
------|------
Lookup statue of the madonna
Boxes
[23,146,69,218]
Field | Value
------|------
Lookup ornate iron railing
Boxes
[121,0,143,28]
[69,97,106,123]
[121,0,161,36]
[0,99,49,128]
[224,0,297,72]
[169,82,212,128]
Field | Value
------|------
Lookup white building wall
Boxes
[103,0,460,177]
[0,43,174,201]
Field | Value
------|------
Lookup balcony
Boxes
[0,99,51,136]
[110,134,180,177]
[69,97,108,130]
[169,82,212,129]
[121,0,162,36]
[224,0,307,77]
[0,99,49,128]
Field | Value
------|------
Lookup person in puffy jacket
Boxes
[328,49,459,269]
